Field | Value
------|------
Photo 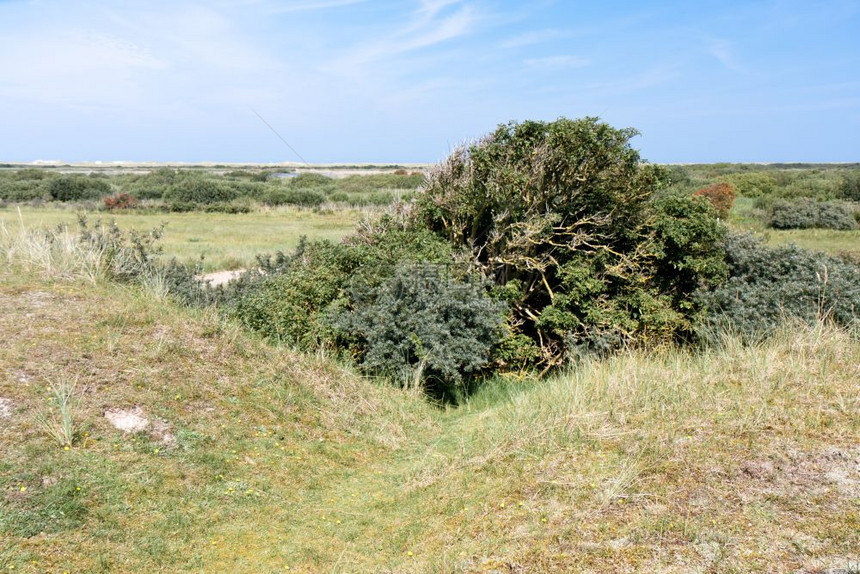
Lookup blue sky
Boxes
[0,0,858,163]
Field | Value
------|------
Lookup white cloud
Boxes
[523,55,590,69]
[501,28,570,49]
[708,39,742,71]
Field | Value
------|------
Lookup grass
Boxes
[33,378,79,448]
[1,241,858,571]
[0,206,360,271]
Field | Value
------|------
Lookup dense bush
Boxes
[769,199,856,230]
[722,172,777,198]
[840,170,860,201]
[261,188,326,207]
[48,176,111,202]
[692,182,737,218]
[289,173,333,189]
[226,227,454,351]
[164,174,237,204]
[415,117,727,365]
[332,264,505,399]
[698,234,860,339]
[0,179,49,201]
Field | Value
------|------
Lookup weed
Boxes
[33,378,79,448]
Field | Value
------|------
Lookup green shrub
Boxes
[332,264,505,399]
[817,201,857,230]
[415,117,727,364]
[769,199,856,230]
[0,179,50,201]
[723,172,777,198]
[224,227,454,350]
[261,188,326,207]
[839,170,860,201]
[289,173,332,189]
[164,174,237,204]
[697,234,860,340]
[48,176,111,202]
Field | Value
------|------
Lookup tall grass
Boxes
[33,378,79,448]
[0,208,106,282]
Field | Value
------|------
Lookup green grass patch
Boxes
[0,206,359,271]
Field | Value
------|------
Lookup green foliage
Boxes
[332,264,505,399]
[261,188,326,207]
[839,170,860,201]
[415,117,726,364]
[164,174,237,204]
[48,176,111,202]
[226,227,454,351]
[722,172,777,198]
[289,173,333,189]
[769,199,856,230]
[229,240,353,347]
[698,234,860,340]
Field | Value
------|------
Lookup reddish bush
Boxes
[693,182,737,218]
[103,192,138,210]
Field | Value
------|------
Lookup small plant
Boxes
[34,378,79,448]
[103,192,138,210]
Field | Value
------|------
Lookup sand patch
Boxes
[105,406,149,433]
[0,398,12,419]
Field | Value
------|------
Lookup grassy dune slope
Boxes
[1,267,858,572]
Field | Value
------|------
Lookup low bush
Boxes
[164,174,237,204]
[332,264,505,399]
[290,173,333,189]
[692,182,737,218]
[48,176,111,202]
[839,170,860,201]
[697,234,860,340]
[261,188,326,207]
[769,199,856,230]
[103,193,138,210]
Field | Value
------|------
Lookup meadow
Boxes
[0,206,359,271]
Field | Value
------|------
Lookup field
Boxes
[0,206,360,271]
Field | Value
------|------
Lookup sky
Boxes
[0,0,858,164]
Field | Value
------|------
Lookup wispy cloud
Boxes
[708,38,742,71]
[523,55,589,69]
[327,1,479,71]
[501,28,570,49]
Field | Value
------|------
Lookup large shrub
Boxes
[698,234,860,339]
[415,117,727,364]
[332,264,505,399]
